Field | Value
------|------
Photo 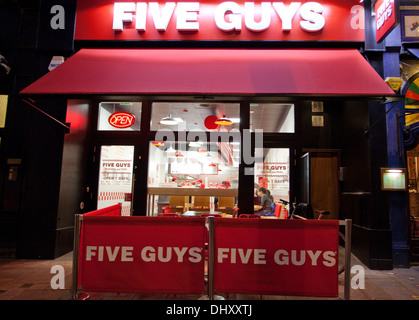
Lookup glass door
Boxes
[254,148,290,203]
[97,145,135,216]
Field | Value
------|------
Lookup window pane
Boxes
[148,141,239,189]
[151,102,240,132]
[255,148,290,203]
[97,102,142,131]
[0,95,8,128]
[250,103,294,133]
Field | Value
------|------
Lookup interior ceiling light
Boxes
[189,141,202,148]
[165,144,176,153]
[160,114,178,125]
[152,141,164,147]
[214,114,233,126]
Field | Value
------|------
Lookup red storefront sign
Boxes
[75,0,364,41]
[213,218,339,297]
[375,0,398,43]
[78,216,206,294]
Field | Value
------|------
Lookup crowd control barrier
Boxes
[72,207,352,300]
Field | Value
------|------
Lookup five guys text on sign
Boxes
[75,0,365,41]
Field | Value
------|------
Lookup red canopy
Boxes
[20,48,394,97]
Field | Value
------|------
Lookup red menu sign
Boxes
[75,0,365,41]
[375,0,398,43]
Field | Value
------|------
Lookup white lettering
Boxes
[188,247,203,263]
[98,246,104,261]
[307,250,321,265]
[376,0,393,31]
[176,2,200,31]
[86,245,135,262]
[113,2,136,30]
[158,246,172,262]
[215,1,242,32]
[173,246,188,262]
[274,249,337,266]
[121,246,134,261]
[141,246,156,262]
[322,251,336,267]
[299,2,325,32]
[136,2,148,31]
[218,248,230,263]
[254,249,267,264]
[238,248,252,264]
[217,248,267,264]
[244,2,271,32]
[142,246,203,263]
[106,246,120,261]
[273,2,301,31]
[86,246,97,261]
[111,2,330,34]
[149,2,176,31]
[291,250,305,265]
[274,249,289,265]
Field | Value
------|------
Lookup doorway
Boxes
[96,145,135,216]
[300,151,340,220]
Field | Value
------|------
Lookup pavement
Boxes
[0,250,418,301]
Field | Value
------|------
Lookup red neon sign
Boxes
[108,112,136,128]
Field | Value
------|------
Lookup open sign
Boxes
[108,112,136,128]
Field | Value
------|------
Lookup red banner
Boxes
[213,219,339,297]
[78,216,206,294]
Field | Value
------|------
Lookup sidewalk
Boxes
[0,251,418,300]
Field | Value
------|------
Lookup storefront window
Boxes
[254,148,290,202]
[151,102,240,132]
[97,102,142,131]
[250,103,294,133]
[148,141,239,189]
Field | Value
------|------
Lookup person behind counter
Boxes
[217,181,231,189]
[257,187,274,215]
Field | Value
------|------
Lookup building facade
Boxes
[0,0,417,270]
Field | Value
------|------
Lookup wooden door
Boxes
[309,152,340,220]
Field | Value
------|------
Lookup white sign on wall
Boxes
[98,145,134,216]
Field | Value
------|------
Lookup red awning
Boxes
[20,48,395,97]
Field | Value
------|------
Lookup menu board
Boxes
[381,168,408,191]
